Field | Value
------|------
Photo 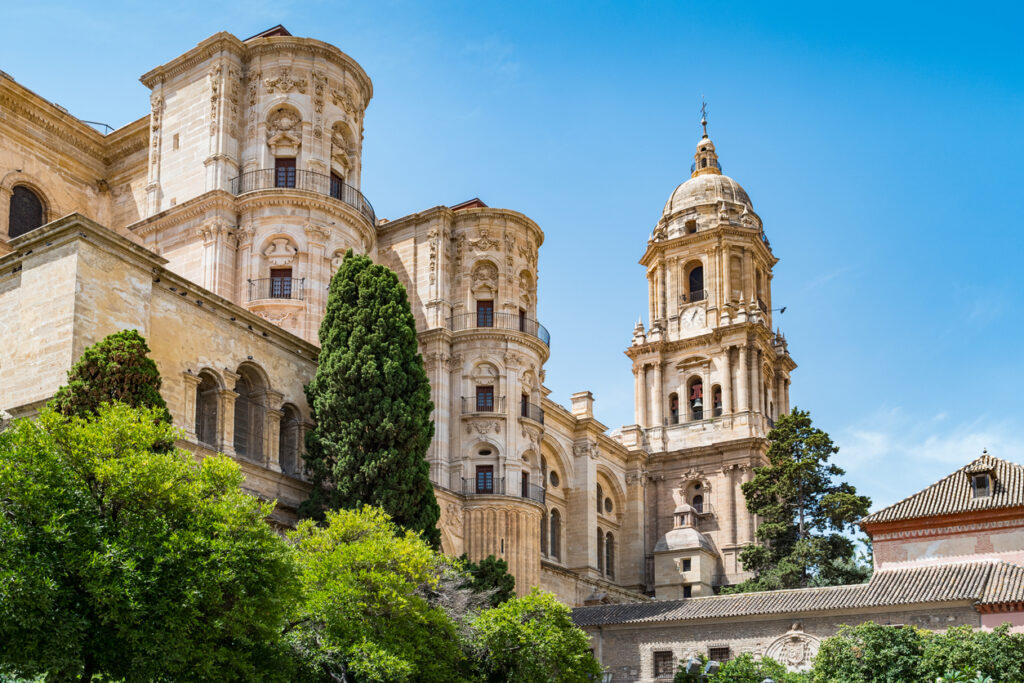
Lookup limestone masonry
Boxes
[2,26,1022,679]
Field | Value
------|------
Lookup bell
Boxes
[692,397,703,409]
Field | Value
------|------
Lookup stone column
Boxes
[743,248,754,303]
[633,365,643,426]
[723,465,737,547]
[737,345,749,412]
[638,364,649,428]
[658,263,667,320]
[740,465,755,545]
[648,271,656,323]
[722,347,733,415]
[750,348,761,415]
[265,407,283,471]
[665,258,675,317]
[722,246,731,304]
[217,388,239,456]
[181,372,203,440]
[652,361,663,427]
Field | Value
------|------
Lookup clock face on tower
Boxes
[681,306,706,330]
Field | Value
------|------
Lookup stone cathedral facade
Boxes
[0,26,794,606]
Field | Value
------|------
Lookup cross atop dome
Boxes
[692,100,722,178]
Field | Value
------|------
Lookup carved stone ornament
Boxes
[465,420,501,435]
[263,238,297,266]
[311,70,326,139]
[445,354,463,372]
[428,228,439,285]
[625,469,649,486]
[267,108,302,156]
[331,250,346,271]
[246,71,261,139]
[445,502,464,530]
[264,68,307,94]
[208,65,222,136]
[197,219,232,243]
[519,271,534,305]
[521,424,541,446]
[518,239,537,268]
[331,83,359,116]
[469,229,500,252]
[573,441,598,459]
[681,470,711,493]
[764,624,820,672]
[304,223,330,246]
[471,261,498,292]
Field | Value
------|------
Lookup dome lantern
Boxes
[691,105,722,178]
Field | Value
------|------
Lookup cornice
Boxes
[451,207,545,247]
[640,224,776,267]
[244,36,373,102]
[0,77,106,162]
[449,328,550,361]
[102,115,149,165]
[625,320,775,360]
[862,506,1024,538]
[140,32,246,87]
[236,189,376,249]
[127,191,237,236]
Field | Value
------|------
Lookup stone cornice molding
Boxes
[449,329,550,361]
[235,189,375,249]
[625,322,775,359]
[640,224,777,268]
[862,506,1024,539]
[0,77,106,160]
[140,32,246,88]
[127,190,236,236]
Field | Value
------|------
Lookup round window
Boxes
[604,497,613,514]
[549,471,560,487]
[479,448,492,456]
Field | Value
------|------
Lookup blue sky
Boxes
[3,1,1022,513]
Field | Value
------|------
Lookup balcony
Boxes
[447,311,550,347]
[230,168,376,225]
[681,289,706,304]
[247,277,305,302]
[456,476,546,504]
[461,396,506,414]
[757,297,768,314]
[519,401,545,425]
[690,160,723,173]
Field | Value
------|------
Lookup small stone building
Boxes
[573,453,1024,681]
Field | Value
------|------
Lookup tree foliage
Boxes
[810,622,1024,683]
[459,554,517,607]
[725,408,871,593]
[469,589,603,683]
[302,250,440,547]
[50,329,171,423]
[286,506,467,683]
[0,404,298,682]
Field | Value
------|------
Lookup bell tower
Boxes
[624,112,796,596]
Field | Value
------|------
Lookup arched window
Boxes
[8,186,44,238]
[541,456,548,489]
[597,527,605,574]
[195,372,219,447]
[605,532,615,579]
[668,392,679,425]
[688,265,704,301]
[712,384,723,417]
[540,511,548,556]
[689,378,704,421]
[550,509,561,560]
[279,404,301,475]
[596,484,604,515]
[692,494,704,514]
[233,371,265,460]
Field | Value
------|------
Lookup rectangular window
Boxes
[653,651,674,677]
[683,584,692,598]
[476,300,494,328]
[330,171,344,200]
[682,559,692,572]
[274,157,296,188]
[708,646,731,663]
[475,385,494,412]
[521,472,529,498]
[475,465,494,494]
[972,473,991,498]
[521,394,529,418]
[270,267,292,298]
[518,308,527,332]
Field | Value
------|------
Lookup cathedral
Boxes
[0,26,794,607]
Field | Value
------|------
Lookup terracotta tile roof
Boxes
[571,561,1022,626]
[980,562,1024,606]
[860,454,1024,525]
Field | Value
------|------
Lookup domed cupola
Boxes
[692,112,721,178]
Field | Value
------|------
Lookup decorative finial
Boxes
[983,448,988,454]
[700,98,708,138]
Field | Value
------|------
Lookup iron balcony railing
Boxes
[690,160,723,173]
[757,297,768,314]
[461,396,506,414]
[230,168,376,224]
[693,502,714,516]
[247,277,305,302]
[681,289,707,303]
[447,311,551,347]
[457,476,546,504]
[519,401,545,425]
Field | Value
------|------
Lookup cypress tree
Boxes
[51,329,171,423]
[301,250,441,547]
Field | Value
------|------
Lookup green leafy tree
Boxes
[302,250,440,547]
[0,404,299,682]
[285,506,466,683]
[725,408,871,593]
[920,625,1024,682]
[50,329,171,423]
[811,622,927,683]
[459,554,517,607]
[469,589,603,683]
